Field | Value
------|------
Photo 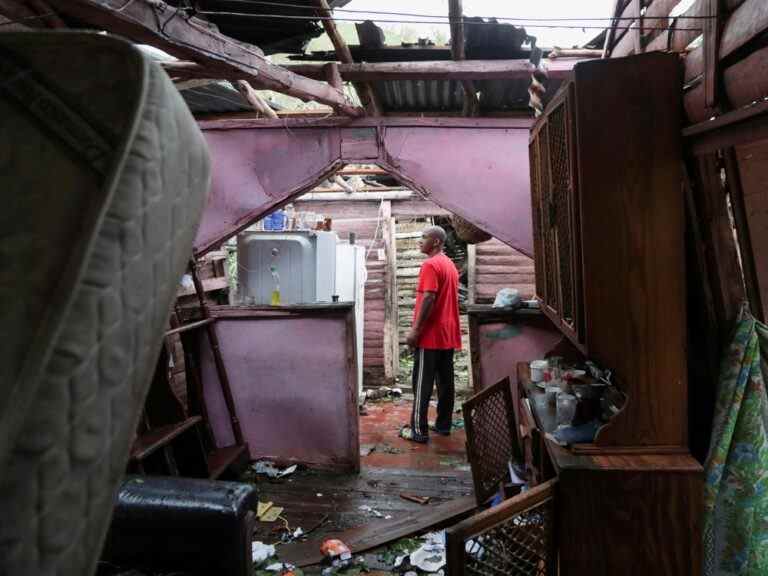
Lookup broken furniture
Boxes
[180,303,361,472]
[463,377,521,505]
[0,32,209,576]
[446,480,558,576]
[102,476,258,576]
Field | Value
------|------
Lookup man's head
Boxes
[418,225,447,256]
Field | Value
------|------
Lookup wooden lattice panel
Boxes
[463,377,521,505]
[529,138,546,302]
[548,101,575,326]
[446,480,558,576]
[539,125,559,313]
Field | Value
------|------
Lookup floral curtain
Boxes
[704,307,768,575]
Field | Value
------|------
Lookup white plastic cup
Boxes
[530,360,549,382]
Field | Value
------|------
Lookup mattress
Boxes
[0,32,210,575]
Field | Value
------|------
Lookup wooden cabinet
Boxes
[529,53,687,448]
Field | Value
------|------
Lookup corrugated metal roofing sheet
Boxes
[372,77,564,113]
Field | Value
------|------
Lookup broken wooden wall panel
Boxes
[690,154,747,339]
[729,141,768,321]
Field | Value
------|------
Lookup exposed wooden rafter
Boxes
[163,58,579,83]
[314,0,381,116]
[7,0,363,116]
[449,0,479,116]
[230,80,278,119]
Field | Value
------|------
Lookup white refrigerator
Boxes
[335,243,366,401]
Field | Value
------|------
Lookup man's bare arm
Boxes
[407,291,436,348]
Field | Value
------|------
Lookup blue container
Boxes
[263,210,286,231]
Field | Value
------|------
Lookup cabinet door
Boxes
[530,126,560,317]
[547,86,582,343]
[446,479,558,576]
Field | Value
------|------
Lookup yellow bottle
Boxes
[270,289,281,306]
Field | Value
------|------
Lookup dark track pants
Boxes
[410,348,455,441]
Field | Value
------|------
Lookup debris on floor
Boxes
[253,460,299,479]
[358,504,391,519]
[399,493,431,505]
[253,542,277,564]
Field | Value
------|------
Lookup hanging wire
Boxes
[194,10,704,32]
[211,0,715,22]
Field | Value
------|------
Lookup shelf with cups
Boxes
[513,362,702,575]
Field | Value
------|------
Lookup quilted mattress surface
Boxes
[0,32,210,575]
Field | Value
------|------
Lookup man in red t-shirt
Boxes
[401,226,462,443]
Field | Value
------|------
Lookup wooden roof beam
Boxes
[163,59,579,83]
[449,0,479,116]
[44,0,363,116]
[314,0,381,116]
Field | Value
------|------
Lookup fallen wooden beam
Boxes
[230,80,278,119]
[46,0,363,116]
[278,495,477,568]
[163,59,577,83]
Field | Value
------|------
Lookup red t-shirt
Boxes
[413,253,462,350]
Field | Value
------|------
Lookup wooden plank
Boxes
[314,0,380,116]
[280,495,477,567]
[53,0,362,116]
[729,142,768,321]
[723,44,768,110]
[645,0,707,53]
[703,0,721,111]
[604,0,627,57]
[467,243,477,305]
[130,416,202,460]
[720,0,768,59]
[230,80,278,119]
[449,0,478,116]
[177,58,578,82]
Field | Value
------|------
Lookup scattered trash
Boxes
[358,504,385,518]
[260,505,284,523]
[252,460,298,479]
[257,501,273,517]
[409,531,446,572]
[265,561,296,572]
[400,493,431,505]
[377,442,403,454]
[359,443,376,457]
[364,386,404,402]
[316,493,323,497]
[492,287,521,308]
[320,538,354,572]
[252,541,276,564]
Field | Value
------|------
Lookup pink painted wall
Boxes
[194,118,534,257]
[195,128,342,254]
[380,125,533,256]
[199,306,359,471]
